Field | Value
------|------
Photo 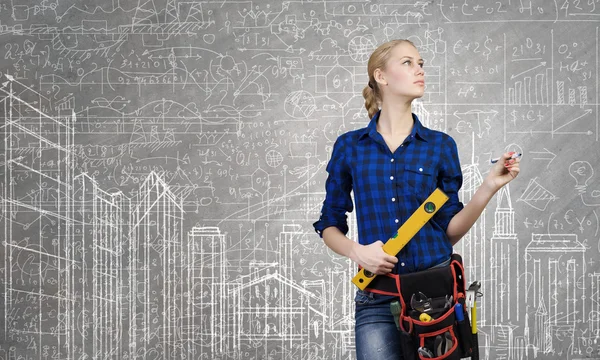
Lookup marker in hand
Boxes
[490,153,521,164]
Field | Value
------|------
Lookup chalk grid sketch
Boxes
[0,1,599,359]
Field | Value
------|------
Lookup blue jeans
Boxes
[354,257,452,360]
[354,289,404,360]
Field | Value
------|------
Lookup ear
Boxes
[373,68,385,85]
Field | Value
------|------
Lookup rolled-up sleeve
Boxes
[433,135,464,234]
[312,136,353,239]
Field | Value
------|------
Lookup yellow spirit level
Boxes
[351,188,449,290]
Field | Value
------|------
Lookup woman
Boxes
[312,39,520,359]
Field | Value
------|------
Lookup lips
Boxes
[414,80,425,85]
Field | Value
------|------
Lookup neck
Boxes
[377,102,414,135]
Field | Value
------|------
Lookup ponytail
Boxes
[362,83,380,119]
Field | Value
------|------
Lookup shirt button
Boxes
[390,176,394,180]
[419,168,423,172]
[391,158,394,162]
[395,219,399,223]
[401,262,405,266]
[392,197,396,202]
[400,144,403,147]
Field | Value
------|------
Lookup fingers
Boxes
[503,151,521,172]
[374,258,396,273]
[377,263,394,274]
[505,157,520,169]
[381,263,395,271]
[503,151,515,160]
[502,152,515,164]
[368,261,393,275]
[368,240,399,274]
[371,260,400,275]
[374,241,398,264]
[504,158,520,178]
[497,152,515,171]
[380,254,398,274]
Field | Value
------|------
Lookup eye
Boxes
[404,60,425,68]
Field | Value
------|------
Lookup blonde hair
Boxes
[362,39,417,119]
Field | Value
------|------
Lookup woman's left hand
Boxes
[485,151,521,191]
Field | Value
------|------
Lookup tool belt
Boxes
[362,253,474,360]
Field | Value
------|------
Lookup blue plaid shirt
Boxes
[313,109,464,275]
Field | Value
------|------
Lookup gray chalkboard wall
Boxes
[1,1,599,359]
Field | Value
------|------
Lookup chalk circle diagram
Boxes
[266,150,284,168]
[348,36,378,63]
[14,241,49,276]
[284,90,316,119]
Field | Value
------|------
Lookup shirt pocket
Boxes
[400,162,435,194]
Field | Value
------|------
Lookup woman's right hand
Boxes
[353,240,398,275]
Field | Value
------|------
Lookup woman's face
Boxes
[377,43,425,100]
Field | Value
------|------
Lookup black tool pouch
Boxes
[396,253,474,359]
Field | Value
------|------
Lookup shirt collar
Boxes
[358,109,429,142]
